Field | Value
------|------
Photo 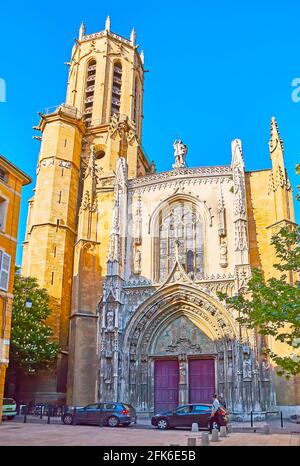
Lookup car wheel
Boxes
[62,413,74,425]
[107,416,120,427]
[157,418,169,430]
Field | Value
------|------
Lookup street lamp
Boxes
[25,298,32,309]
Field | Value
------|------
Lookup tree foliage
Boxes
[9,270,59,374]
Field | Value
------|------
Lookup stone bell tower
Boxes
[22,17,151,404]
[66,18,151,405]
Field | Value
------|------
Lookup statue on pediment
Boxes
[173,140,188,168]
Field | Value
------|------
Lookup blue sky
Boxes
[0,0,300,264]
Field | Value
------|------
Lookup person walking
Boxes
[209,394,220,433]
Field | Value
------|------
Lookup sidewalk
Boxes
[0,421,299,446]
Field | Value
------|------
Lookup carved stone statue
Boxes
[134,249,141,274]
[243,355,252,379]
[219,238,228,268]
[261,358,270,381]
[150,161,156,174]
[104,361,112,383]
[172,140,188,168]
[106,309,115,330]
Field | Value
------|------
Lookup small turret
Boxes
[130,28,136,45]
[105,15,111,31]
[79,21,86,40]
[140,50,145,64]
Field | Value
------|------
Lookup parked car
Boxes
[2,398,17,420]
[62,402,137,427]
[151,403,228,430]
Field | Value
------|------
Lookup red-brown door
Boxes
[154,360,179,413]
[188,359,215,403]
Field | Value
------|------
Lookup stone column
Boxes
[178,354,188,405]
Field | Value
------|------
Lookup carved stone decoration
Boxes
[79,145,99,213]
[172,139,188,168]
[235,264,251,292]
[109,113,137,144]
[166,338,202,354]
[81,189,98,212]
[58,160,71,169]
[219,238,228,268]
[234,219,248,252]
[153,315,216,356]
[41,157,54,167]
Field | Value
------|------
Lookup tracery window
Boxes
[157,202,204,281]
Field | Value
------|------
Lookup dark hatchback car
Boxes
[62,402,137,427]
[151,403,228,430]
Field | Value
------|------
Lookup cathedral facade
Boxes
[21,18,298,417]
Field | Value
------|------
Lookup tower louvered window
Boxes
[111,63,122,116]
[84,60,96,126]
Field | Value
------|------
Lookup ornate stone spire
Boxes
[105,15,111,31]
[79,21,86,40]
[130,28,136,45]
[269,116,284,154]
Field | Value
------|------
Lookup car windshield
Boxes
[3,398,15,404]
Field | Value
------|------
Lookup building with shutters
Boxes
[0,155,31,422]
[20,17,299,418]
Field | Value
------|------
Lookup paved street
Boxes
[1,417,299,446]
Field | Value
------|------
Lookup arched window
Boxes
[111,63,122,116]
[157,202,204,281]
[83,60,96,126]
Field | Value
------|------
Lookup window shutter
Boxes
[0,252,10,291]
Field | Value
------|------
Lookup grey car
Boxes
[62,402,137,427]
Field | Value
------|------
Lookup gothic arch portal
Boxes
[120,282,241,413]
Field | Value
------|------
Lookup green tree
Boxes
[219,167,300,377]
[9,269,59,374]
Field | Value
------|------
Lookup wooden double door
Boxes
[154,358,215,413]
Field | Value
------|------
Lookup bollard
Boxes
[263,423,270,435]
[73,407,77,426]
[47,407,51,424]
[201,432,209,446]
[40,405,43,419]
[191,422,199,432]
[211,428,219,442]
[250,411,253,427]
[23,405,27,423]
[220,426,227,437]
[280,412,283,428]
[187,437,197,446]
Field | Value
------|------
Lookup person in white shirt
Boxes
[209,394,220,432]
